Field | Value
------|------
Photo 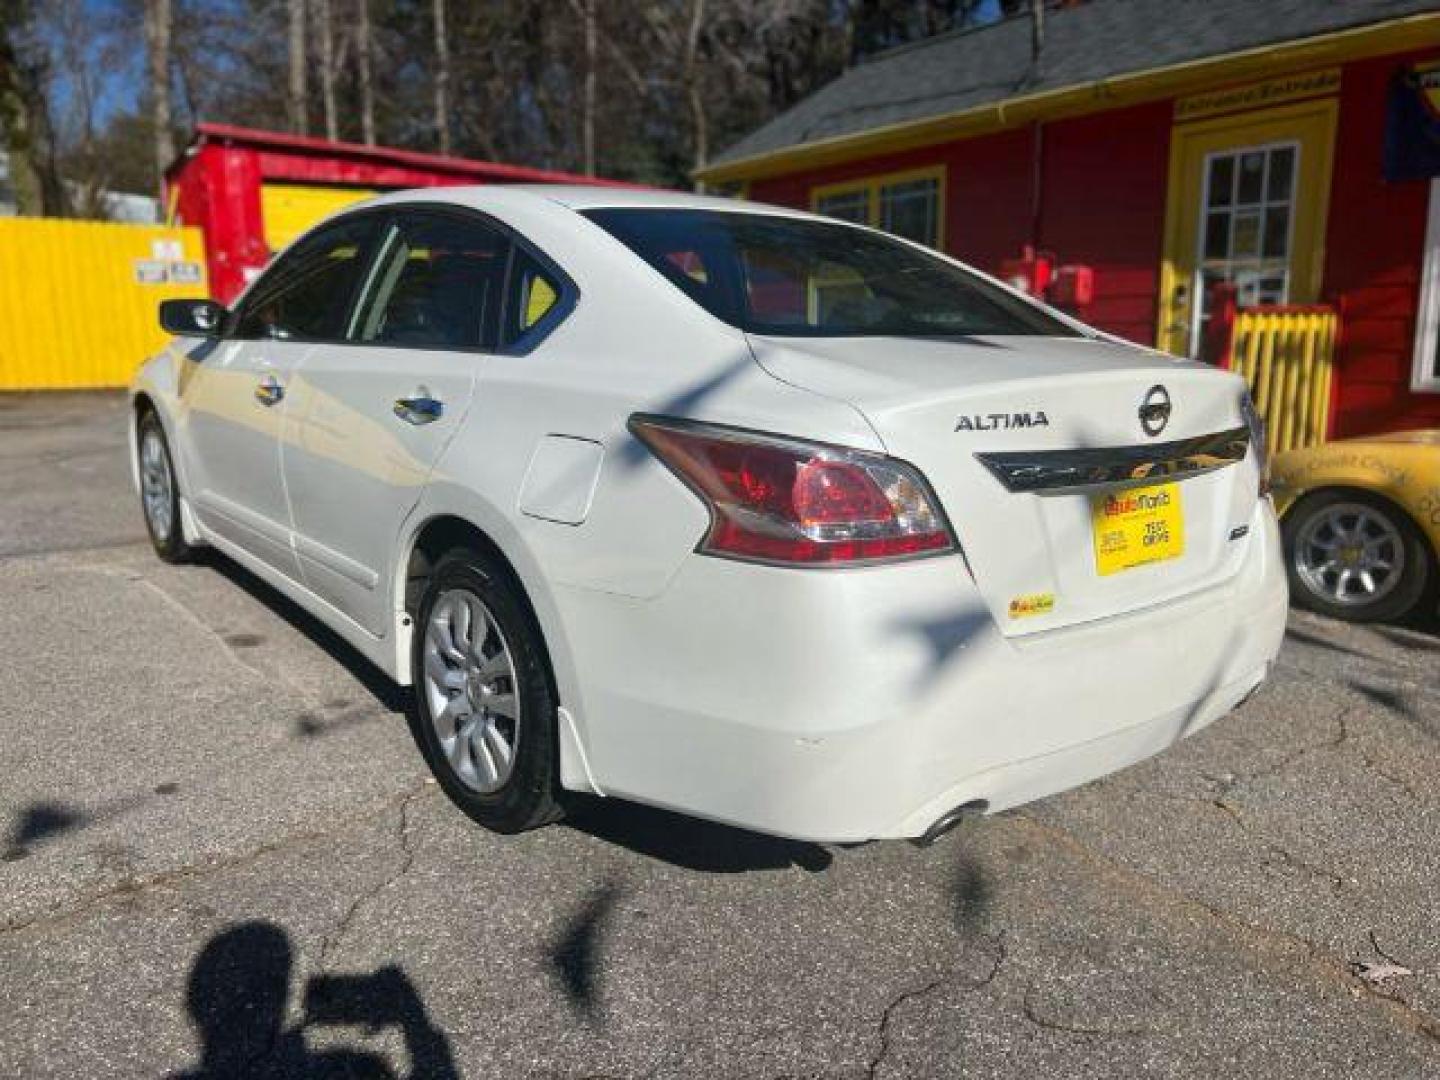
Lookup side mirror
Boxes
[160,298,227,338]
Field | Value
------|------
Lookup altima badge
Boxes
[954,411,1050,432]
[1139,385,1172,437]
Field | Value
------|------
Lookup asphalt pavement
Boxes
[2,392,1438,1078]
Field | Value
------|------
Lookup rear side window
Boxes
[233,216,381,341]
[351,211,509,349]
[502,248,565,348]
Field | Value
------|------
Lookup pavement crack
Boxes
[1020,981,1148,1040]
[1204,795,1348,897]
[315,782,428,973]
[1368,929,1414,972]
[1336,710,1426,803]
[1011,814,1440,1048]
[1231,703,1350,790]
[1258,838,1347,897]
[0,785,425,938]
[865,932,1005,1078]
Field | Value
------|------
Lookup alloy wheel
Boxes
[422,589,522,794]
[1293,501,1406,608]
[139,427,175,542]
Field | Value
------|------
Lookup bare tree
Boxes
[432,0,450,154]
[636,0,711,187]
[287,0,307,134]
[315,0,338,140]
[143,0,172,201]
[0,0,48,214]
[5,0,909,198]
[579,0,596,175]
[356,0,374,145]
[683,0,708,180]
[44,0,107,214]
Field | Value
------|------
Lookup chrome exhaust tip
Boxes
[912,799,989,848]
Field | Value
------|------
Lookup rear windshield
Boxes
[583,208,1077,339]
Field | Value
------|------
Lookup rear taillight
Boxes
[629,415,956,566]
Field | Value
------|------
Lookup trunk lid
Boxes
[750,334,1260,636]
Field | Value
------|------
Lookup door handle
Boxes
[393,393,444,425]
[255,375,285,407]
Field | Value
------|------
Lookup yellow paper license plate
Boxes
[1091,482,1184,576]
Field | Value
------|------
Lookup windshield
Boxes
[584,208,1078,339]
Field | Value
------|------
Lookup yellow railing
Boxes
[1227,307,1337,454]
[0,217,208,390]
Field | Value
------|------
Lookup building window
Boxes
[1192,142,1298,355]
[812,168,944,248]
[1414,177,1440,393]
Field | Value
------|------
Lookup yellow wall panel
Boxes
[260,183,377,253]
[1231,308,1336,453]
[0,218,209,391]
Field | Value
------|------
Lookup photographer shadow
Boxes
[169,921,458,1080]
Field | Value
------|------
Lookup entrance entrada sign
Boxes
[1175,69,1340,122]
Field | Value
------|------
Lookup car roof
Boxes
[357,183,820,222]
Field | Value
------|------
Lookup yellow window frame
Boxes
[805,166,946,322]
[809,165,947,249]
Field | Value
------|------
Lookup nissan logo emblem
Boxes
[1139,385,1172,437]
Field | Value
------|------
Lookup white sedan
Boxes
[131,187,1286,843]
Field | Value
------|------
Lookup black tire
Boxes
[409,549,564,834]
[136,409,195,564]
[1282,488,1433,624]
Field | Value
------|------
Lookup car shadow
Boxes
[561,794,833,874]
[1391,604,1440,643]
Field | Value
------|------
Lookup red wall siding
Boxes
[946,128,1034,273]
[1033,102,1172,345]
[1323,50,1440,438]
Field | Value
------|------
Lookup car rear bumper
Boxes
[555,500,1288,842]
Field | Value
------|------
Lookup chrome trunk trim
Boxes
[975,426,1250,494]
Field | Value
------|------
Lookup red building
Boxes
[697,0,1440,439]
[166,123,630,304]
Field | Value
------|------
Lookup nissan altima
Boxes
[130,187,1286,843]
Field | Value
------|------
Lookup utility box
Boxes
[1048,264,1095,310]
[998,246,1054,298]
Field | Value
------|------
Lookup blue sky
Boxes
[40,0,152,137]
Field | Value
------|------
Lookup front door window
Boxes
[1191,143,1298,355]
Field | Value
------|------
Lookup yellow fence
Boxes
[0,217,208,390]
[1228,307,1337,454]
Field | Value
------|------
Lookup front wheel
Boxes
[1283,489,1432,623]
[410,550,564,833]
[137,410,195,564]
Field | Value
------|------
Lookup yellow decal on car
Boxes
[1008,592,1055,619]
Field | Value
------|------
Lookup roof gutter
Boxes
[695,12,1440,185]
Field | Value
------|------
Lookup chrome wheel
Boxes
[139,427,175,542]
[422,589,521,794]
[1293,501,1406,608]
